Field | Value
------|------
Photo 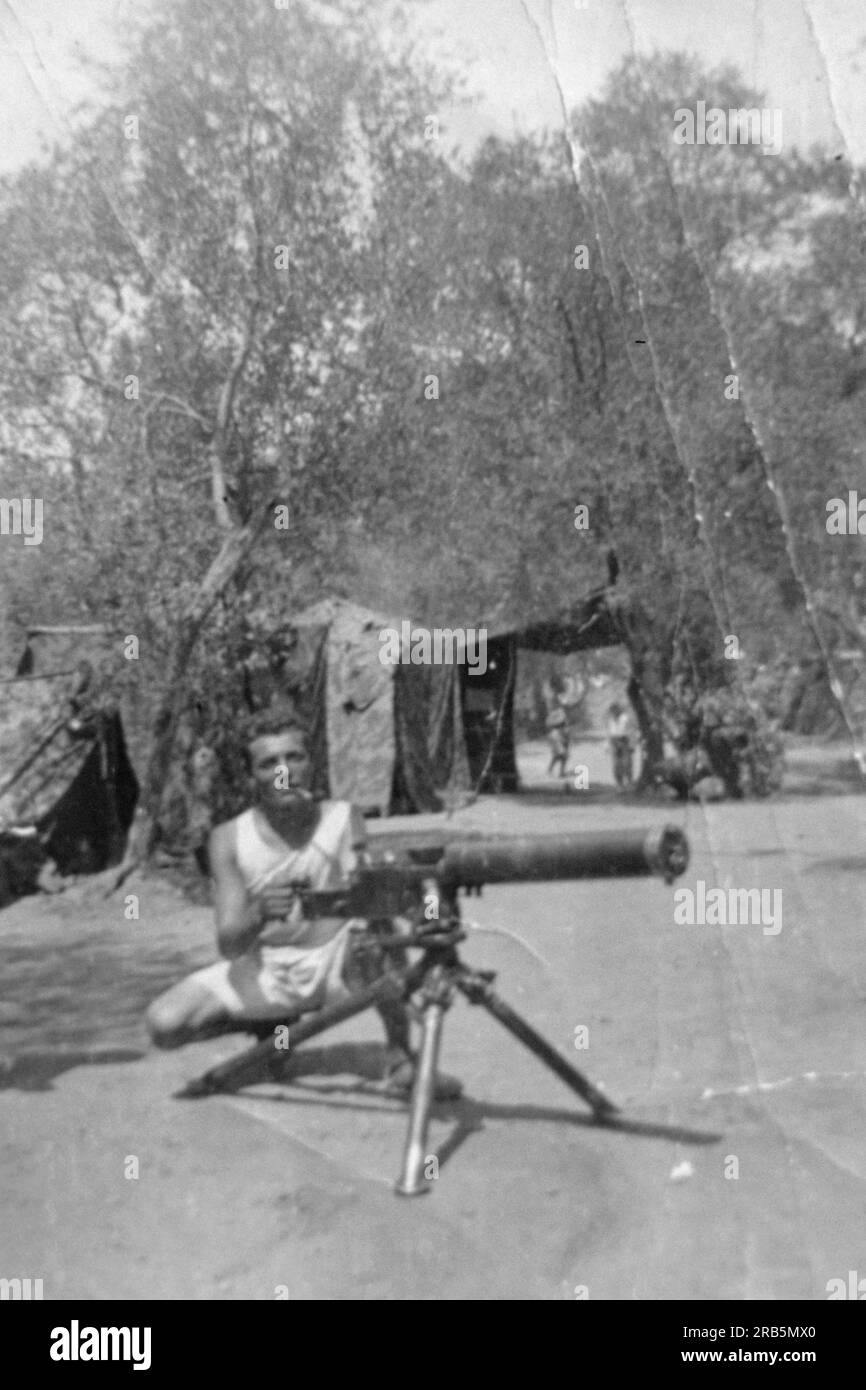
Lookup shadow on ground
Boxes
[0,1046,144,1092]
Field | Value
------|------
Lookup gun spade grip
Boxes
[440,824,689,886]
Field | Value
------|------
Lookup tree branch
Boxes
[211,300,260,527]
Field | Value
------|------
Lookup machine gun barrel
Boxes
[439,824,688,888]
[292,823,690,919]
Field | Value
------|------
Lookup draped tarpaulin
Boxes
[268,600,444,816]
[325,603,396,816]
[425,636,519,795]
[0,642,139,902]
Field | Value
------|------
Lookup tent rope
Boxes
[0,715,69,801]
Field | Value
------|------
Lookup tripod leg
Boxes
[394,998,446,1196]
[456,976,619,1119]
[176,974,405,1098]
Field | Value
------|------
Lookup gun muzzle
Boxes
[440,825,689,888]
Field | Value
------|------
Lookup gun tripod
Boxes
[178,892,620,1197]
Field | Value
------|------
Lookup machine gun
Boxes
[179,824,689,1195]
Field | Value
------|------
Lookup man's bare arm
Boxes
[209,823,265,959]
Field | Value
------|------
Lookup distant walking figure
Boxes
[546,704,569,778]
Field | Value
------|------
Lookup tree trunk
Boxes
[614,596,674,789]
[103,504,273,891]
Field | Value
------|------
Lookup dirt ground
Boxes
[1,736,864,1300]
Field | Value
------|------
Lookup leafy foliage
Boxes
[0,14,861,814]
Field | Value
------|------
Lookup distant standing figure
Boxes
[546,704,569,778]
[606,701,634,790]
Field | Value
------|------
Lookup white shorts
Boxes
[189,921,362,1020]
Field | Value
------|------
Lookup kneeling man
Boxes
[146,705,460,1098]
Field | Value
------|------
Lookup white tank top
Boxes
[234,801,360,949]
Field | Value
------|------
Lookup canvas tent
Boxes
[244,599,457,816]
[0,627,138,906]
[243,588,622,814]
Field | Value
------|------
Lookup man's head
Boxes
[244,703,312,809]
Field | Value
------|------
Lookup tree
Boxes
[0,0,463,852]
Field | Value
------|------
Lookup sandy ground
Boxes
[1,737,864,1300]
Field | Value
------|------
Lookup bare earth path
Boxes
[1,742,864,1300]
